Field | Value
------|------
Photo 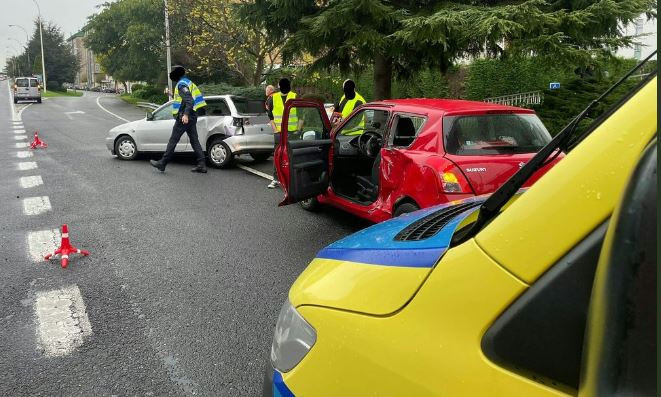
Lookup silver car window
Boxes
[153,103,174,121]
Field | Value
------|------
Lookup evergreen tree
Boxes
[241,0,655,99]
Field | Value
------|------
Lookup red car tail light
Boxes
[439,164,472,194]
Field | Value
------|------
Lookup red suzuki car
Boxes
[275,98,562,223]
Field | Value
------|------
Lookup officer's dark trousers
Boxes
[162,115,205,165]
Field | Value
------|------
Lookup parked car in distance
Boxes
[275,98,562,222]
[13,77,41,104]
[264,68,657,397]
[106,95,275,168]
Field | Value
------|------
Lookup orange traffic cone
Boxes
[44,225,90,268]
[29,131,47,149]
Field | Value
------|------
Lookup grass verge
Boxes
[42,90,83,98]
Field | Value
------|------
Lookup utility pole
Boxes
[9,25,30,74]
[164,0,172,99]
[32,0,47,91]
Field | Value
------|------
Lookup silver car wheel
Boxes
[210,143,227,164]
[118,139,136,159]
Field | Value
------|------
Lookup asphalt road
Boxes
[0,83,368,396]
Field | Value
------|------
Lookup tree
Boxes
[172,0,285,86]
[4,21,77,88]
[241,0,655,99]
[85,0,166,84]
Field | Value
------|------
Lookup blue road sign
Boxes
[549,82,561,90]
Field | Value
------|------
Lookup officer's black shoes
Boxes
[191,165,207,173]
[150,160,166,172]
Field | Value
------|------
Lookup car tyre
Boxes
[394,202,420,217]
[207,138,233,168]
[37,97,42,103]
[13,98,17,104]
[299,197,320,212]
[249,152,271,162]
[114,135,138,160]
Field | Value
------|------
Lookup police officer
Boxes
[265,78,298,189]
[334,79,366,121]
[150,65,208,173]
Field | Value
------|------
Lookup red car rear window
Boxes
[443,114,551,155]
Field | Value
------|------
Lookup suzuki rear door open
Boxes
[275,100,332,205]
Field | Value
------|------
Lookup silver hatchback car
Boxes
[106,95,275,168]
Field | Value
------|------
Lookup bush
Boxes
[131,83,145,91]
[47,80,61,91]
[199,83,265,99]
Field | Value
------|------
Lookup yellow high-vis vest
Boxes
[339,92,366,118]
[272,91,298,133]
[172,78,206,116]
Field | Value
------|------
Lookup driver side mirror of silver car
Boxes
[146,112,154,121]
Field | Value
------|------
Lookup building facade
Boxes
[68,30,112,88]
[616,15,657,60]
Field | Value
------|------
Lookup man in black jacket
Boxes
[150,65,208,173]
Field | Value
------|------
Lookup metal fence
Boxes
[483,91,543,108]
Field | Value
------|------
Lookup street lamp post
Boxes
[164,0,172,99]
[8,38,27,73]
[9,25,30,74]
[32,0,47,91]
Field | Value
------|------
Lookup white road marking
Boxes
[17,103,33,120]
[16,142,29,148]
[16,151,33,158]
[23,196,52,216]
[96,96,129,122]
[14,135,27,140]
[236,164,274,181]
[12,125,23,129]
[20,175,43,188]
[7,80,16,121]
[18,161,38,171]
[14,129,26,134]
[34,285,93,357]
[64,110,85,120]
[27,228,60,262]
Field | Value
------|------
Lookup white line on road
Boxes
[23,196,52,216]
[34,285,93,357]
[7,80,16,121]
[18,161,38,171]
[16,151,33,158]
[15,142,29,148]
[14,135,27,140]
[12,124,23,129]
[17,103,33,121]
[14,129,26,134]
[20,175,43,188]
[27,228,60,262]
[96,96,129,122]
[236,164,274,181]
[64,110,85,120]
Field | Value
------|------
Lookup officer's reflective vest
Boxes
[340,92,366,135]
[339,92,366,118]
[271,91,298,133]
[172,78,206,116]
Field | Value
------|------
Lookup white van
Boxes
[13,77,42,104]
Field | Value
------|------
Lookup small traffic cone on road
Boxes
[44,224,90,269]
[29,130,47,149]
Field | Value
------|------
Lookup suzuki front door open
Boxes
[275,100,332,205]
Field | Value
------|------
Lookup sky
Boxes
[0,0,106,70]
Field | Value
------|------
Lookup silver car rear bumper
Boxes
[223,134,275,154]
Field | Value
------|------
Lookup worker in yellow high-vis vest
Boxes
[150,65,208,173]
[265,78,299,189]
[333,79,366,134]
